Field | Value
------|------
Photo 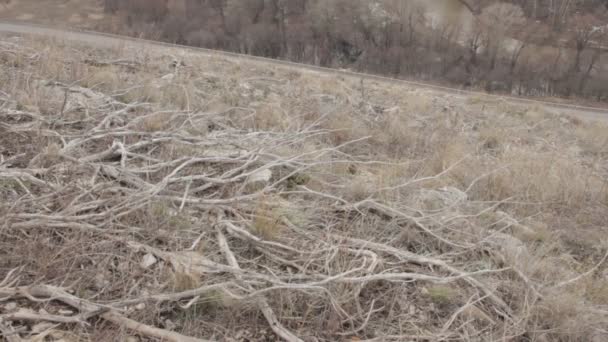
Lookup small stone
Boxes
[246,169,272,185]
[140,253,158,269]
[135,303,146,311]
[486,232,528,258]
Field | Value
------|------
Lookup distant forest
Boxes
[103,0,608,100]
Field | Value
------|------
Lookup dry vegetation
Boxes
[0,0,106,27]
[0,33,607,342]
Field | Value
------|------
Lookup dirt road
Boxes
[1,20,607,122]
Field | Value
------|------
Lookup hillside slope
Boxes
[0,33,608,341]
[3,0,608,102]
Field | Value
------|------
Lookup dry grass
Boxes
[251,196,285,240]
[83,68,121,93]
[576,122,608,156]
[0,34,607,342]
[137,112,175,132]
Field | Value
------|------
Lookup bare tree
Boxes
[100,0,608,100]
[457,0,482,15]
[569,13,603,72]
[478,3,526,71]
[455,0,496,15]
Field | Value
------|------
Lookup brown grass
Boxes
[252,196,285,240]
[84,68,121,93]
[138,112,174,132]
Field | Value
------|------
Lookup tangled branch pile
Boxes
[1,35,607,341]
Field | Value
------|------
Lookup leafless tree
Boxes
[101,0,608,100]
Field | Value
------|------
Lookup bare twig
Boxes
[1,310,87,325]
[216,226,304,342]
[2,285,212,342]
[553,248,608,289]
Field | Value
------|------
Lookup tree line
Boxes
[103,0,608,101]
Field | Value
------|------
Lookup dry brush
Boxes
[0,35,607,341]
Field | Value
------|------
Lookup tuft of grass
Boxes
[511,221,551,244]
[423,136,470,185]
[133,201,194,233]
[576,122,608,156]
[478,127,507,152]
[342,172,376,202]
[530,290,594,340]
[252,196,284,240]
[84,68,121,93]
[161,83,195,110]
[138,112,173,132]
[119,82,162,103]
[466,94,494,106]
[324,110,368,146]
[402,92,433,113]
[171,271,201,292]
[426,285,459,306]
[252,103,289,131]
[286,172,310,190]
[0,178,22,193]
[586,280,608,305]
[28,142,62,168]
[375,110,416,156]
[522,106,553,126]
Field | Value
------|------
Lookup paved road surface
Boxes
[1,21,607,122]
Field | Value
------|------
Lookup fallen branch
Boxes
[216,226,304,342]
[0,319,22,342]
[1,309,87,325]
[84,58,141,71]
[2,285,212,342]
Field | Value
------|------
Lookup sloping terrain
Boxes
[4,0,608,103]
[0,34,608,342]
